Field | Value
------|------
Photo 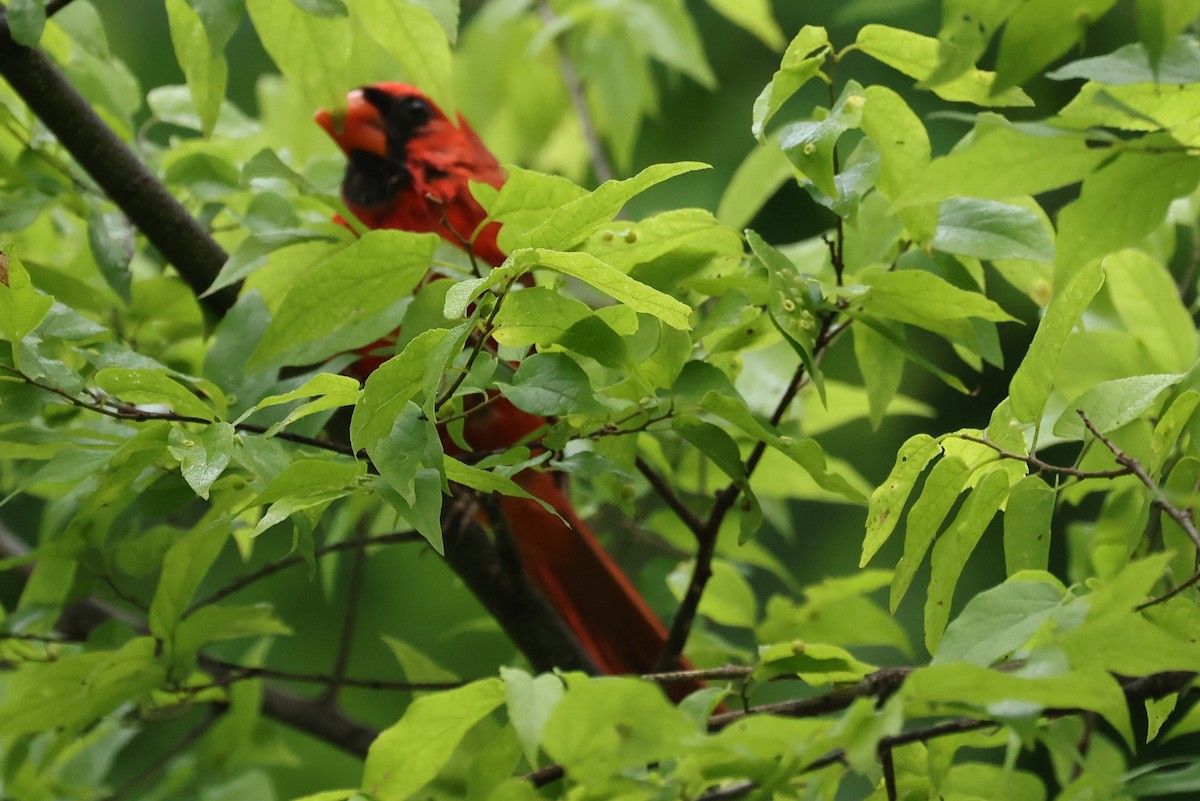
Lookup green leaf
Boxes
[362,679,505,801]
[859,84,936,242]
[0,251,54,344]
[541,677,695,784]
[862,434,941,566]
[501,667,564,768]
[1057,147,1200,276]
[168,422,234,500]
[249,231,438,369]
[1008,259,1105,424]
[1105,249,1197,373]
[1049,38,1200,85]
[0,639,165,737]
[1054,373,1184,439]
[86,204,134,303]
[852,269,1017,329]
[757,641,877,688]
[749,231,824,399]
[705,0,783,50]
[751,26,830,139]
[924,0,1024,88]
[503,352,598,417]
[444,457,543,507]
[149,522,231,642]
[485,167,590,252]
[1152,390,1200,476]
[672,417,744,481]
[249,372,361,435]
[717,140,794,230]
[511,250,692,331]
[350,0,453,108]
[891,454,971,611]
[668,559,757,628]
[852,321,905,430]
[174,603,292,668]
[93,367,217,421]
[925,468,1012,653]
[901,663,1133,747]
[994,0,1122,92]
[246,0,356,108]
[777,81,865,199]
[290,0,347,15]
[701,391,866,503]
[1137,2,1200,67]
[7,0,46,46]
[373,402,441,506]
[1004,475,1055,574]
[166,0,228,137]
[516,162,709,251]
[934,577,1064,666]
[350,327,457,452]
[932,198,1054,263]
[896,118,1109,208]
[855,24,1034,107]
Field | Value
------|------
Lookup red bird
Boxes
[315,84,700,693]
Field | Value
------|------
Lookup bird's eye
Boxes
[397,96,431,125]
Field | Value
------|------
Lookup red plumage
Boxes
[316,84,702,699]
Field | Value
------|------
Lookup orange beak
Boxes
[314,89,389,158]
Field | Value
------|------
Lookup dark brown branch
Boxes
[0,18,234,315]
[635,456,706,538]
[440,489,600,674]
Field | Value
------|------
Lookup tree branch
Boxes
[0,520,381,759]
[0,17,234,315]
[656,315,841,670]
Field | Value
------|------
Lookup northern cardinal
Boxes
[315,84,702,694]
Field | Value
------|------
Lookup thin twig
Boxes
[434,282,514,411]
[635,457,706,539]
[100,708,222,801]
[1137,567,1200,610]
[186,530,422,615]
[656,316,840,670]
[320,523,371,705]
[536,1,615,183]
[955,433,1132,479]
[198,657,463,692]
[1,364,362,459]
[881,745,898,801]
[1080,410,1200,549]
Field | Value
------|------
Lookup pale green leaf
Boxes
[1004,475,1055,573]
[925,468,1012,652]
[862,434,941,566]
[351,0,453,108]
[1008,259,1105,424]
[249,231,439,369]
[933,197,1054,263]
[855,24,1034,107]
[934,577,1064,666]
[1054,373,1184,439]
[362,679,505,800]
[512,249,692,331]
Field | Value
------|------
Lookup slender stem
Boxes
[955,433,1133,480]
[656,316,840,670]
[537,1,615,183]
[187,530,421,615]
[1137,567,1200,610]
[635,457,706,539]
[198,657,462,692]
[319,524,370,705]
[1080,410,1200,550]
[434,282,513,411]
[100,709,221,801]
